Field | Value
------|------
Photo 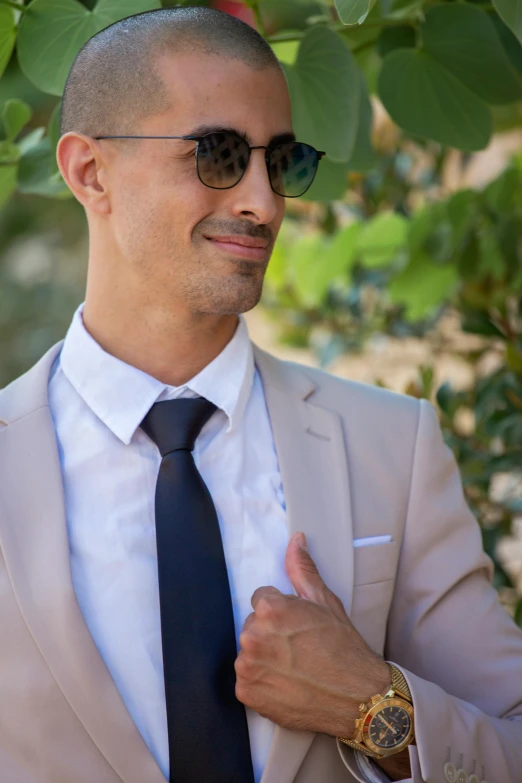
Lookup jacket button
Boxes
[456,770,468,783]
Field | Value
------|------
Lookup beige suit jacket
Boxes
[1,338,522,783]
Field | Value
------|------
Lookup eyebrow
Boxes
[184,124,296,147]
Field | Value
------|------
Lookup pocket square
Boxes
[353,535,393,548]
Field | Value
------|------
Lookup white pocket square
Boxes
[353,535,393,548]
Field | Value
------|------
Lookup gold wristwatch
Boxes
[337,663,415,759]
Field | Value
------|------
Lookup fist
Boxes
[234,532,390,738]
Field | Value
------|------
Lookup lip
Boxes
[205,235,269,261]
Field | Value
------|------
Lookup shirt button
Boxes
[444,762,457,782]
[456,770,468,783]
[468,776,479,783]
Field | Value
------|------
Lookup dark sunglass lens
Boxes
[196,132,249,189]
[268,142,319,197]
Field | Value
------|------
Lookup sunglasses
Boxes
[94,130,325,198]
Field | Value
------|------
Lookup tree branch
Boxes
[267,18,415,44]
[0,0,26,12]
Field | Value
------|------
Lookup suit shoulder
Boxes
[283,358,421,421]
[0,340,63,425]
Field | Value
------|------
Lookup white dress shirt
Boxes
[47,302,296,782]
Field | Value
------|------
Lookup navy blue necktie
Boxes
[140,397,255,783]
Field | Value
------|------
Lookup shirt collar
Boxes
[59,302,255,445]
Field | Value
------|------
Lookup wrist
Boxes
[340,659,392,740]
[337,663,415,759]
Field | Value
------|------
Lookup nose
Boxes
[229,147,281,225]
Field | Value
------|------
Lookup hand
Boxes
[234,531,391,739]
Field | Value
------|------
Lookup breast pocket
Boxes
[351,540,398,655]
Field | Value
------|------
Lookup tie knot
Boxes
[140,397,218,457]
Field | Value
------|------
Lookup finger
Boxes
[241,610,257,634]
[285,531,330,604]
[251,585,282,611]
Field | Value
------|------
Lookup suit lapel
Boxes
[0,339,355,783]
[0,342,167,783]
[252,344,355,783]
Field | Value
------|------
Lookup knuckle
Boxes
[329,591,344,610]
[255,595,275,620]
[235,680,249,703]
[239,630,261,655]
[242,611,256,631]
[234,653,253,678]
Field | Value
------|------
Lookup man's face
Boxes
[99,51,293,317]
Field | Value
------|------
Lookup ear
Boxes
[56,132,111,215]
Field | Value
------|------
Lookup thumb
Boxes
[285,532,330,604]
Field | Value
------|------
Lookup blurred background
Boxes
[1,0,521,622]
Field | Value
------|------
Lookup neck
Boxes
[81,296,240,388]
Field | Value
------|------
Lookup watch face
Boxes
[368,705,412,749]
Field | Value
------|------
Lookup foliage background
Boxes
[1,0,522,622]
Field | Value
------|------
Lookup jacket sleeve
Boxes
[381,398,522,783]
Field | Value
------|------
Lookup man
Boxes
[0,6,521,783]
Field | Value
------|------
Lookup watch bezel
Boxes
[354,697,415,757]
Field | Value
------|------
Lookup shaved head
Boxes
[60,6,282,139]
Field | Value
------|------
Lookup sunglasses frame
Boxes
[93,131,326,198]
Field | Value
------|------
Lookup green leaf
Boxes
[287,231,327,308]
[320,222,361,284]
[483,166,518,213]
[0,6,16,81]
[460,310,507,339]
[477,226,506,281]
[271,40,299,65]
[17,136,70,196]
[302,69,375,202]
[346,68,375,171]
[265,232,288,291]
[447,189,477,247]
[0,163,17,208]
[301,156,351,202]
[408,201,446,253]
[341,20,380,53]
[17,126,46,154]
[334,0,377,25]
[47,100,61,173]
[389,257,459,320]
[292,224,361,303]
[422,4,522,106]
[357,211,408,267]
[2,98,32,141]
[489,13,522,75]
[283,27,360,162]
[387,0,424,21]
[493,0,522,45]
[378,49,492,151]
[0,140,20,164]
[17,0,161,97]
[377,25,416,59]
[506,344,522,375]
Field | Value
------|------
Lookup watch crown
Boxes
[358,702,366,713]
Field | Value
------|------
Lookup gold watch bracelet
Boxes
[337,662,413,759]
